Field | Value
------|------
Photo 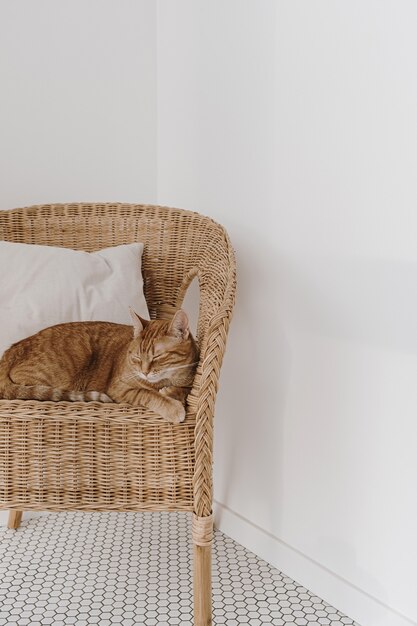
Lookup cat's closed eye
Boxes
[132,356,142,363]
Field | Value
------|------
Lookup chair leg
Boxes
[193,514,213,626]
[8,510,23,529]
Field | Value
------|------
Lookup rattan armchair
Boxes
[0,203,236,626]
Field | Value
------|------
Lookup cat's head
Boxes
[127,308,199,386]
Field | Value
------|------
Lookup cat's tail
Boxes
[1,383,112,403]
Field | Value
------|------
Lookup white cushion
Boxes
[0,241,149,358]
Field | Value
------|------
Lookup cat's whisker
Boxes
[124,362,198,384]
[163,361,199,374]
[129,372,142,381]
[120,370,144,385]
[123,374,137,382]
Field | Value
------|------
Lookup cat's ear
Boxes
[129,307,148,338]
[168,309,190,340]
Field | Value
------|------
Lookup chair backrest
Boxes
[0,203,235,345]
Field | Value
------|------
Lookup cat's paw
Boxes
[164,399,186,424]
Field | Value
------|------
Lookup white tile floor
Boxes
[0,511,359,626]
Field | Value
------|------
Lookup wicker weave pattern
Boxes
[0,203,236,514]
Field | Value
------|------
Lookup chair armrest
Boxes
[189,256,236,517]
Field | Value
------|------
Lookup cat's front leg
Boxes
[159,386,189,404]
[120,387,186,424]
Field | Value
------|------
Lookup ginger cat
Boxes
[0,309,198,424]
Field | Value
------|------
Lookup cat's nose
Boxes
[141,361,151,375]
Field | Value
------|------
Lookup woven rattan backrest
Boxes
[0,203,235,346]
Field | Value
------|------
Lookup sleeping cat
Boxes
[0,309,199,424]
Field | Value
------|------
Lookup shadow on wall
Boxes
[315,535,399,626]
[211,235,293,541]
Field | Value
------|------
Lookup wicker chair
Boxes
[0,203,236,626]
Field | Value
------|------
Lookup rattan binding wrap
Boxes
[192,514,214,547]
[0,203,236,516]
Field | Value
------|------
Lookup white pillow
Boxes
[0,241,149,358]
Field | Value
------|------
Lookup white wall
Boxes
[2,3,416,624]
[0,0,157,210]
[157,2,417,625]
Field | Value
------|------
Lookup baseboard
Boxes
[213,501,415,626]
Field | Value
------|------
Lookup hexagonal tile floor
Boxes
[0,511,359,625]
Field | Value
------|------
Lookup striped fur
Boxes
[0,310,198,423]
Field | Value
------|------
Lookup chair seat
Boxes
[0,400,195,512]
